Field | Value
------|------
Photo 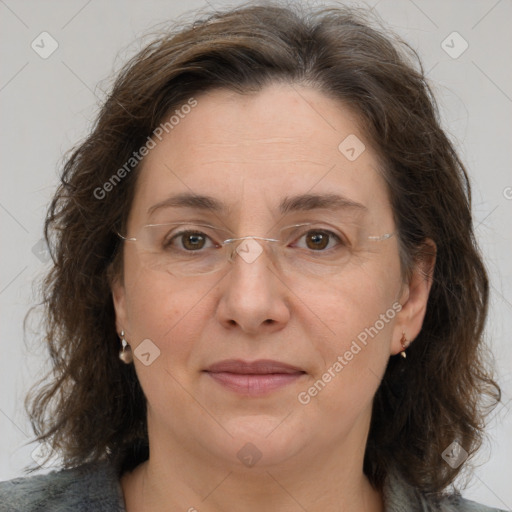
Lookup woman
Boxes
[0,2,505,511]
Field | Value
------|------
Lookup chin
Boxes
[211,415,309,469]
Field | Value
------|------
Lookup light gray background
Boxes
[1,0,511,509]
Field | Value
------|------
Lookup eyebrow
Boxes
[147,192,367,216]
[279,193,367,215]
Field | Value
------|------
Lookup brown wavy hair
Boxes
[26,0,500,495]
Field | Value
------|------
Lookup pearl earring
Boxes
[119,330,133,364]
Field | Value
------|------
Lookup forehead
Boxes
[128,83,392,225]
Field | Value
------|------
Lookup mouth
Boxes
[203,359,306,396]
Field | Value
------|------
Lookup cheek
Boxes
[122,269,213,411]
[122,260,209,361]
[301,256,401,403]
[307,256,399,340]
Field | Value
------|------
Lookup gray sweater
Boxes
[0,461,507,512]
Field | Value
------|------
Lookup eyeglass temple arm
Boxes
[116,230,137,242]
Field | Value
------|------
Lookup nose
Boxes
[215,238,291,335]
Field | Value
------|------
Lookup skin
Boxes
[112,83,435,512]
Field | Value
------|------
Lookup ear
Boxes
[111,273,129,337]
[391,238,436,355]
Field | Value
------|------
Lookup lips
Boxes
[205,359,305,375]
[204,359,305,396]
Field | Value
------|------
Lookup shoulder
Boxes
[0,460,125,512]
[383,469,508,512]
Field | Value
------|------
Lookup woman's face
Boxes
[112,83,430,470]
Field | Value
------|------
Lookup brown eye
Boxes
[305,231,330,250]
[299,230,343,251]
[181,232,207,250]
[163,230,212,251]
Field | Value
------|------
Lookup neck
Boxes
[121,415,384,512]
